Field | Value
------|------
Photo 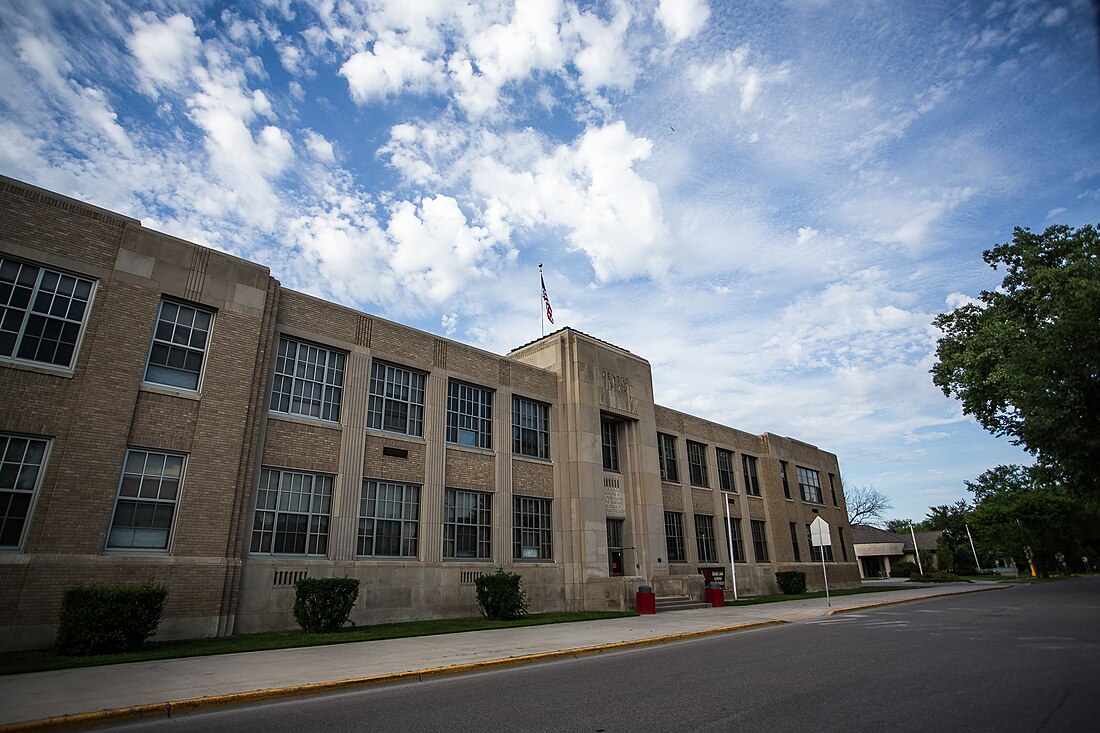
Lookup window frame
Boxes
[780,460,792,500]
[367,361,426,437]
[269,336,346,423]
[664,511,686,563]
[357,479,420,558]
[797,466,824,504]
[695,514,718,564]
[829,473,839,507]
[750,519,770,563]
[807,523,835,562]
[513,496,552,561]
[0,433,50,550]
[443,488,492,560]
[446,380,494,450]
[601,419,620,472]
[250,467,333,556]
[717,448,736,492]
[143,298,215,392]
[789,521,802,562]
[742,454,761,496]
[728,516,746,563]
[0,256,96,371]
[657,433,679,483]
[106,448,187,552]
[687,441,708,488]
[512,396,550,460]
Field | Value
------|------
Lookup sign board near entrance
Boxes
[810,516,832,547]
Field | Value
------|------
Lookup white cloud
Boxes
[340,38,444,103]
[303,129,335,163]
[1041,7,1069,27]
[568,2,636,93]
[690,45,788,112]
[127,13,202,97]
[656,0,710,42]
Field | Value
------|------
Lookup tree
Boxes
[884,518,915,534]
[923,501,977,574]
[931,224,1100,496]
[845,484,893,526]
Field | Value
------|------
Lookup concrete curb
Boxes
[824,584,1008,616]
[0,620,785,732]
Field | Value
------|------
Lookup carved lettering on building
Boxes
[604,476,626,517]
[598,369,638,415]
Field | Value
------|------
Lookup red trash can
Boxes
[636,585,656,614]
[706,583,725,607]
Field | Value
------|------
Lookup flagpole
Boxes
[724,492,738,600]
[539,263,544,337]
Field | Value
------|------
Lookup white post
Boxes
[724,493,738,600]
[966,523,981,571]
[821,549,830,607]
[910,522,924,575]
[539,263,544,338]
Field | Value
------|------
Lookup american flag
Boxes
[541,274,554,324]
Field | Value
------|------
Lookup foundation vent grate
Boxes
[273,569,308,587]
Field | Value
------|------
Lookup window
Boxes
[780,461,792,499]
[367,361,425,436]
[839,526,849,562]
[829,473,839,507]
[695,514,718,563]
[269,337,346,422]
[789,522,802,562]
[144,299,213,391]
[657,433,679,483]
[513,496,552,560]
[0,434,49,548]
[742,454,761,496]
[447,381,493,449]
[750,520,769,563]
[727,517,746,563]
[107,449,185,550]
[0,256,95,369]
[601,419,619,472]
[664,511,686,562]
[251,468,333,555]
[807,523,835,562]
[687,441,708,487]
[444,488,491,559]
[798,466,823,504]
[358,480,419,557]
[512,397,550,459]
[717,448,736,492]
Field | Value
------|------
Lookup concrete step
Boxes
[654,595,712,612]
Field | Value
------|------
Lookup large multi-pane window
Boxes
[269,337,346,422]
[512,397,550,459]
[657,433,679,483]
[807,523,835,562]
[107,449,185,550]
[728,517,746,563]
[742,454,761,496]
[798,466,823,504]
[601,419,619,472]
[144,300,214,391]
[447,381,493,449]
[513,496,552,560]
[1,257,95,369]
[664,511,686,562]
[695,514,718,563]
[0,434,49,548]
[717,448,736,492]
[358,480,419,557]
[687,441,708,487]
[251,468,333,555]
[780,461,792,499]
[789,521,802,561]
[444,488,492,559]
[367,361,425,436]
[750,520,770,563]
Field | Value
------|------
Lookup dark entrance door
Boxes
[607,518,625,576]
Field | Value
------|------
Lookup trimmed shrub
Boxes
[56,582,168,655]
[909,570,960,583]
[889,561,918,578]
[475,569,529,620]
[293,577,360,633]
[775,570,807,595]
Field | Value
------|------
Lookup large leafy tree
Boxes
[931,224,1100,495]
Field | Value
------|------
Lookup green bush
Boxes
[293,577,360,633]
[889,561,918,578]
[909,570,960,583]
[56,582,168,655]
[775,570,807,595]
[474,569,529,620]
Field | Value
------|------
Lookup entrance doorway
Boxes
[607,518,625,576]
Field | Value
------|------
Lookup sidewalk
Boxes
[0,583,1004,730]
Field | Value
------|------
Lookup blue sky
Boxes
[2,0,1097,524]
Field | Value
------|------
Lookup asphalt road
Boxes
[113,578,1100,733]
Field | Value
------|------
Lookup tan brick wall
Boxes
[445,447,496,492]
[662,486,683,510]
[261,417,342,474]
[276,291,359,348]
[512,458,553,498]
[363,435,427,484]
[371,319,436,364]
